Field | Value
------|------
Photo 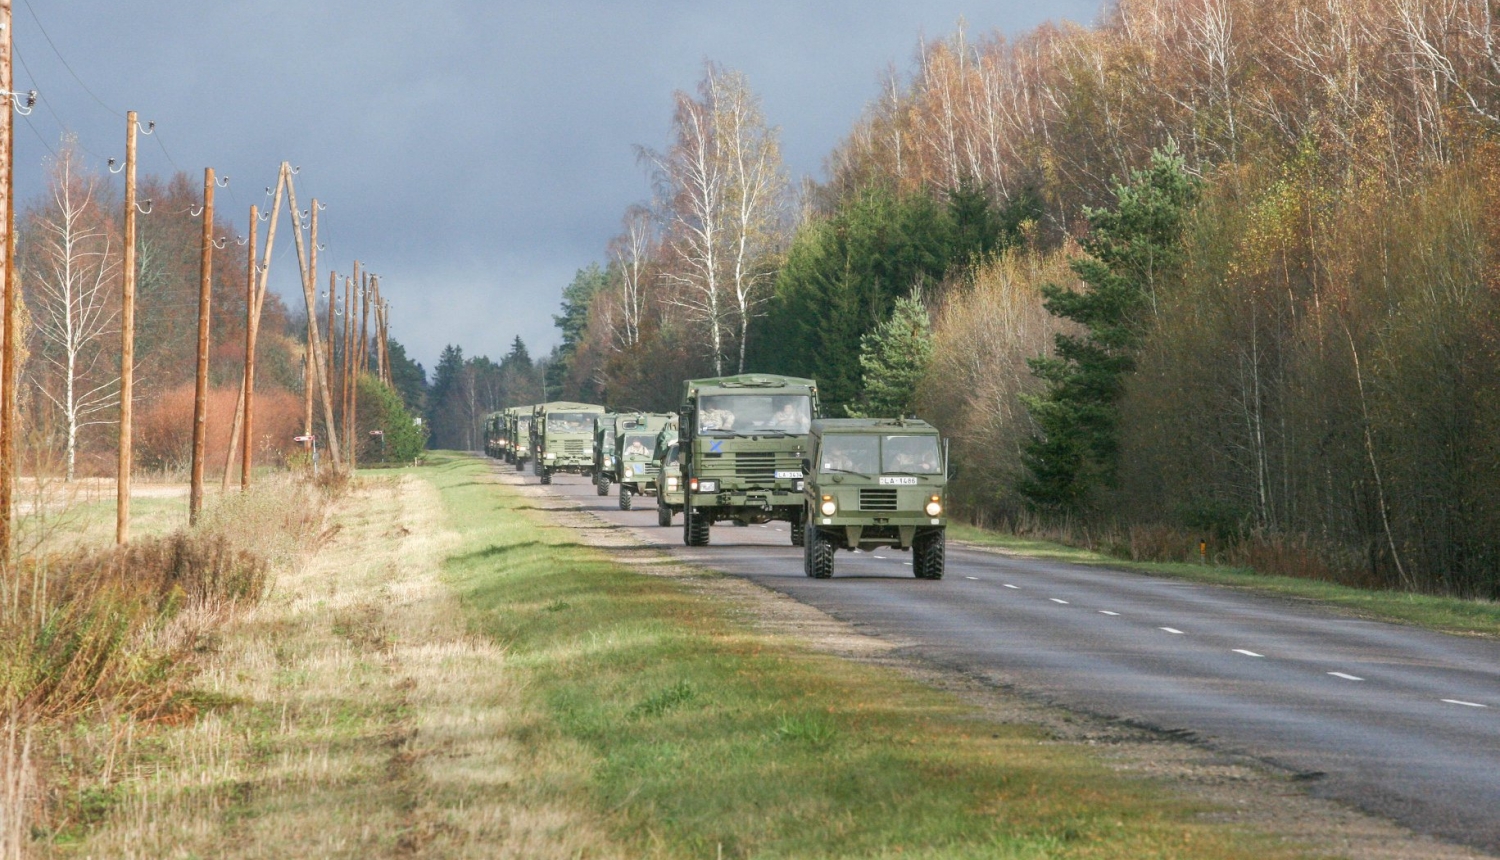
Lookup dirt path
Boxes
[499,467,1492,860]
[68,473,620,859]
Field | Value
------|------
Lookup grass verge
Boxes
[948,524,1500,639]
[440,455,1316,859]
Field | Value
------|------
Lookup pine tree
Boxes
[847,287,934,418]
[1019,147,1198,515]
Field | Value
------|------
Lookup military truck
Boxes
[483,412,506,459]
[678,374,817,547]
[593,414,618,496]
[802,418,947,580]
[506,407,535,470]
[614,412,675,510]
[531,401,605,485]
[654,428,683,527]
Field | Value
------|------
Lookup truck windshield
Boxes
[821,435,879,474]
[547,412,593,433]
[882,435,942,474]
[698,394,811,434]
[622,435,655,458]
[664,443,679,463]
[517,419,530,432]
[601,431,615,450]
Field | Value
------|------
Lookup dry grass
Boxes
[49,471,619,858]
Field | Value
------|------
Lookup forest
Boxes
[491,0,1500,598]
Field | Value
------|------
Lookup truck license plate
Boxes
[774,470,801,479]
[879,476,918,485]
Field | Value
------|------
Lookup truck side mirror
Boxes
[677,450,686,466]
[801,458,811,475]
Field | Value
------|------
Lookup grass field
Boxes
[948,524,1500,639]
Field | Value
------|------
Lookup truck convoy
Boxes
[802,418,947,579]
[531,402,606,485]
[614,413,675,510]
[678,374,817,547]
[480,377,946,583]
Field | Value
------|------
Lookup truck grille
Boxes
[564,440,588,456]
[735,452,776,479]
[859,489,899,511]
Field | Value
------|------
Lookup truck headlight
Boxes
[819,495,837,517]
[794,479,804,492]
[925,496,943,517]
[667,476,679,489]
[545,452,556,460]
[604,457,612,466]
[696,479,719,493]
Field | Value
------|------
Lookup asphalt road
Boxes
[532,471,1500,855]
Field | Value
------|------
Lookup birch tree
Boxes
[24,143,121,482]
[608,204,654,351]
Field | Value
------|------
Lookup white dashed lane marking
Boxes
[903,562,913,566]
[1329,672,1364,681]
[873,555,887,560]
[965,576,979,581]
[1160,627,1185,635]
[1050,598,1070,604]
[1003,584,1019,590]
[1442,699,1488,709]
[1098,610,1120,616]
[1233,649,1264,658]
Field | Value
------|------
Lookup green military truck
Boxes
[614,412,675,510]
[802,418,947,580]
[679,374,817,547]
[593,414,618,496]
[483,412,506,459]
[531,401,605,485]
[506,407,535,470]
[655,428,683,527]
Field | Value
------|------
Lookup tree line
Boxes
[468,0,1500,599]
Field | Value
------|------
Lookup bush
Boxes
[356,375,428,464]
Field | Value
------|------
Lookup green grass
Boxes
[948,524,1500,639]
[433,455,1316,860]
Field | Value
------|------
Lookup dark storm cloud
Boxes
[12,1,1100,371]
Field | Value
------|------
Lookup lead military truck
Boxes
[802,418,947,579]
[531,401,605,485]
[679,375,817,547]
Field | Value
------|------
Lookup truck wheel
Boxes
[808,525,835,579]
[540,468,552,486]
[619,483,633,510]
[913,530,945,579]
[790,519,805,548]
[657,497,672,527]
[684,507,710,547]
[596,472,611,496]
[515,460,524,472]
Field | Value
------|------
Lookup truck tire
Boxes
[808,525,835,579]
[515,460,524,472]
[596,472,611,496]
[684,506,710,547]
[619,483,633,510]
[790,519,805,548]
[913,530,945,579]
[657,497,672,527]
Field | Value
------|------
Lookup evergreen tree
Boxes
[503,335,532,369]
[385,338,427,415]
[546,264,610,396]
[847,288,934,418]
[1020,146,1199,515]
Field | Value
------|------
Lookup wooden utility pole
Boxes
[303,202,319,448]
[326,270,337,446]
[343,274,354,469]
[373,279,385,384]
[188,168,215,525]
[220,178,284,491]
[0,0,16,566]
[116,111,139,543]
[239,206,260,488]
[283,168,340,468]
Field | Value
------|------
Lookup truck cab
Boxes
[531,401,606,484]
[803,418,947,579]
[679,375,818,547]
[614,413,675,510]
[507,407,535,470]
[593,414,618,496]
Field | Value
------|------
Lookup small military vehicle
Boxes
[531,401,605,484]
[802,418,947,579]
[614,412,675,510]
[483,412,505,458]
[593,414,618,496]
[679,374,817,547]
[654,428,683,527]
[506,406,535,470]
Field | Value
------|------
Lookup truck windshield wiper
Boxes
[822,467,873,479]
[734,428,791,437]
[881,470,938,476]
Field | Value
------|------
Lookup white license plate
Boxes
[879,476,918,485]
[774,470,801,479]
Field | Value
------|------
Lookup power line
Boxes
[12,43,108,162]
[20,0,123,119]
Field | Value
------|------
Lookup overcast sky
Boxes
[13,0,1101,373]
